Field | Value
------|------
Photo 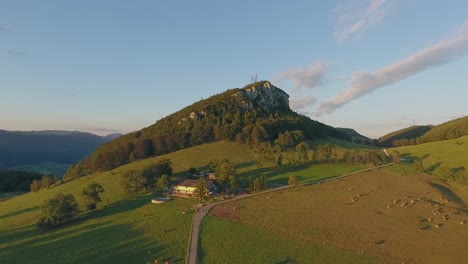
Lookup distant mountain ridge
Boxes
[66,81,350,178]
[0,130,122,172]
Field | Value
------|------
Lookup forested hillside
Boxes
[379,125,432,147]
[416,116,468,144]
[384,116,468,147]
[66,81,349,178]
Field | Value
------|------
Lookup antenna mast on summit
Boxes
[250,74,258,84]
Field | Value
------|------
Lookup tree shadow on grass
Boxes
[0,221,160,264]
[429,182,465,205]
[0,195,151,257]
[276,257,299,264]
[0,206,38,220]
[235,161,257,170]
[400,153,430,163]
[426,162,442,173]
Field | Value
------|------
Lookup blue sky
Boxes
[1,0,467,138]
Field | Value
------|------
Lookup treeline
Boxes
[259,139,387,168]
[391,116,468,147]
[65,82,348,179]
[30,174,59,192]
[0,170,43,192]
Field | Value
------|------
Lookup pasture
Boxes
[0,142,254,264]
[202,170,468,264]
[390,135,468,173]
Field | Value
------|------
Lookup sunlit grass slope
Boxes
[390,135,468,171]
[0,142,255,263]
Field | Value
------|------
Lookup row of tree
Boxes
[30,174,59,192]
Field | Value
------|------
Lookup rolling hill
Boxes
[416,116,468,144]
[379,125,432,147]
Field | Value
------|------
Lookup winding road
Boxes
[186,164,393,264]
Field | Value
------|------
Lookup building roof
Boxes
[177,179,213,188]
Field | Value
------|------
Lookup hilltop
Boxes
[67,81,349,178]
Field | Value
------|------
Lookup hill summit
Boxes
[236,81,289,111]
[65,81,348,178]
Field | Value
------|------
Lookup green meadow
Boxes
[390,135,468,170]
[0,141,376,263]
[198,216,378,264]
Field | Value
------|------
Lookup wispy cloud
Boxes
[8,49,28,56]
[274,62,329,91]
[316,20,468,116]
[333,0,389,43]
[290,96,317,110]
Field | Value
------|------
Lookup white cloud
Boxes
[274,62,329,91]
[316,21,468,116]
[290,96,317,110]
[333,0,389,43]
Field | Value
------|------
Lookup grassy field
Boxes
[390,135,468,172]
[199,216,378,264]
[263,164,366,185]
[0,142,255,264]
[0,195,196,263]
[203,170,468,264]
[0,140,380,263]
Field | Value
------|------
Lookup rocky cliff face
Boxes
[180,81,291,122]
[234,81,290,112]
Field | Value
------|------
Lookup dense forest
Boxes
[0,170,43,192]
[65,81,349,179]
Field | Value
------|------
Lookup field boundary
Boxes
[186,163,394,264]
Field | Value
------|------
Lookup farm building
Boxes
[171,179,216,197]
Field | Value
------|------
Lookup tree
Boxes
[343,151,352,165]
[216,160,237,182]
[391,150,401,165]
[188,167,198,177]
[288,175,298,191]
[207,159,220,172]
[41,174,57,189]
[141,158,174,189]
[194,177,207,200]
[30,180,41,192]
[37,193,80,229]
[296,142,309,163]
[122,170,146,195]
[156,174,170,195]
[82,182,105,211]
[275,153,283,169]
